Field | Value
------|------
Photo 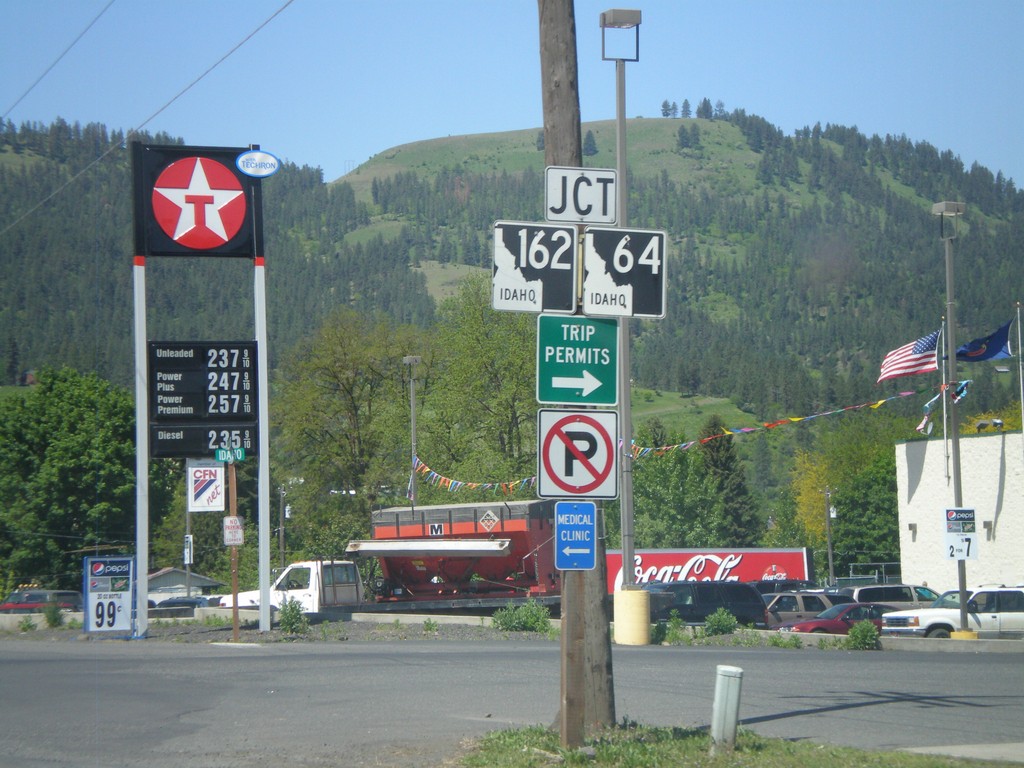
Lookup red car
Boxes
[776,602,896,634]
[0,589,83,614]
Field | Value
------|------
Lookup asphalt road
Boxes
[1,639,1022,767]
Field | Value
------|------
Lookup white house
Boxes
[897,430,1024,591]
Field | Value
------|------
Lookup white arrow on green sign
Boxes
[536,315,618,406]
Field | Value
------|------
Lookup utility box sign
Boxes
[223,516,244,547]
[537,315,618,406]
[187,458,225,512]
[84,556,134,634]
[945,507,978,561]
[492,221,577,314]
[545,166,617,224]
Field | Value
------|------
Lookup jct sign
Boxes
[545,166,617,224]
[537,409,618,499]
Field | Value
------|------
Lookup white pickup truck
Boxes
[881,587,1024,639]
[213,560,364,613]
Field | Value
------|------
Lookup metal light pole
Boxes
[403,355,421,510]
[933,200,971,636]
[278,486,286,568]
[601,7,640,590]
[824,487,835,586]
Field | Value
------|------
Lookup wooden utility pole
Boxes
[538,0,616,746]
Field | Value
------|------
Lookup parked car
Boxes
[764,591,855,627]
[641,580,768,628]
[882,587,1024,639]
[745,579,818,600]
[156,596,210,609]
[836,583,940,612]
[775,602,896,634]
[0,589,84,613]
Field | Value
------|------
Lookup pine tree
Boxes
[698,415,761,546]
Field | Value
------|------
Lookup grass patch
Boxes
[459,722,991,767]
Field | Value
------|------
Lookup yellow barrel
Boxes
[613,588,651,645]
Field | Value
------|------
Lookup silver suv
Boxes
[836,584,939,612]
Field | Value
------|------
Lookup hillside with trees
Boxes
[0,110,1021,589]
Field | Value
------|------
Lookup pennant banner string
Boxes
[411,384,957,493]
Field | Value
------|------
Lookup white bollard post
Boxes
[710,665,744,752]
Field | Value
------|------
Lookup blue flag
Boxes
[956,319,1012,362]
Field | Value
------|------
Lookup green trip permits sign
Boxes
[536,315,618,406]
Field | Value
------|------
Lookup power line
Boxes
[0,0,296,242]
[1,0,117,121]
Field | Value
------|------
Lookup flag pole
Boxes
[940,318,950,483]
[1016,301,1023,466]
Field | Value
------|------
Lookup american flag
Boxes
[877,329,941,383]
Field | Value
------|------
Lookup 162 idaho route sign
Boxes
[538,409,618,499]
[492,221,577,314]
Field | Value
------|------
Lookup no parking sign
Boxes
[537,409,618,499]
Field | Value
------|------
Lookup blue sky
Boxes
[4,1,1022,186]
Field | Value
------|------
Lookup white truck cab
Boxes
[881,587,1024,639]
[214,560,363,613]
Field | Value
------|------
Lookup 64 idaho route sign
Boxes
[538,409,618,499]
[583,226,667,318]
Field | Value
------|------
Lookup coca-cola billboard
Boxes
[606,548,813,592]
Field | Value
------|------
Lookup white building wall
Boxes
[897,431,1024,591]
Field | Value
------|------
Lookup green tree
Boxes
[274,308,424,555]
[0,368,175,589]
[831,451,899,574]
[610,419,726,549]
[583,130,598,157]
[417,274,536,501]
[697,415,761,545]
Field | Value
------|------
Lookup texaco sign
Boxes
[132,143,264,258]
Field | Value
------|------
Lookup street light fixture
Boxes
[933,200,972,636]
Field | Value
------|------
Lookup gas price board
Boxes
[148,341,259,458]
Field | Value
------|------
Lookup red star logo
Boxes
[151,157,246,249]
